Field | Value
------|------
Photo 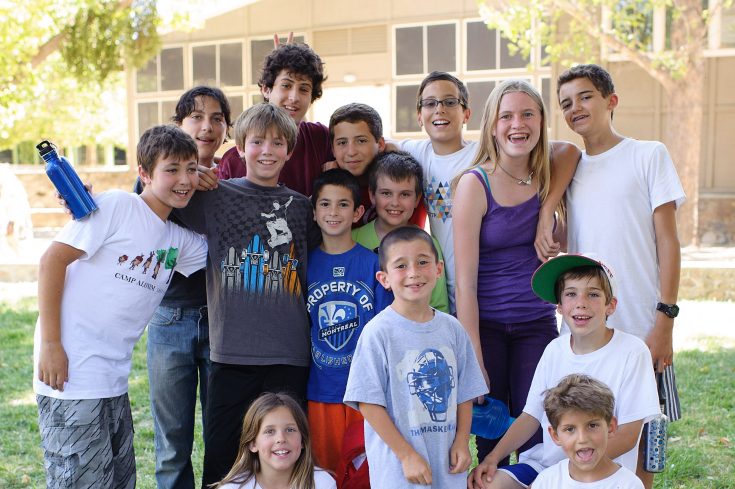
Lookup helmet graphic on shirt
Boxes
[406,349,455,422]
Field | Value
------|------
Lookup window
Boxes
[249,35,305,86]
[192,42,243,87]
[722,3,735,47]
[161,48,184,92]
[228,95,244,120]
[395,23,458,76]
[466,81,495,131]
[466,20,527,71]
[138,102,158,136]
[135,47,184,93]
[395,84,421,133]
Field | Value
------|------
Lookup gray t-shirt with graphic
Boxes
[344,306,487,488]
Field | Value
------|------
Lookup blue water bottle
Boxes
[471,396,516,439]
[36,140,97,220]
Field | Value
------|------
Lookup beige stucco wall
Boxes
[121,0,735,243]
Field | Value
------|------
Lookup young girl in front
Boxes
[215,392,336,489]
[452,80,565,468]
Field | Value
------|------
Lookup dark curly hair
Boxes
[258,43,326,102]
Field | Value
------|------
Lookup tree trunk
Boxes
[663,79,702,246]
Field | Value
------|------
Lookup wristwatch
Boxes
[656,302,679,319]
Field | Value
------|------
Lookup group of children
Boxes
[33,37,683,489]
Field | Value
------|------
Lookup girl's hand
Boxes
[400,450,432,485]
[449,440,472,474]
[38,341,68,391]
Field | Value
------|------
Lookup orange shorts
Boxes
[308,401,364,475]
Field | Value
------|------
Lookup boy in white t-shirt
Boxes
[390,71,579,312]
[469,253,659,489]
[533,373,644,489]
[557,64,685,488]
[34,125,208,488]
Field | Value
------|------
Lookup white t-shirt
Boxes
[395,139,479,313]
[519,330,660,473]
[217,469,336,489]
[532,459,644,488]
[33,190,208,399]
[566,138,685,340]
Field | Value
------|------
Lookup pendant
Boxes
[518,173,533,185]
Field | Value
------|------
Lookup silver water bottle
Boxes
[643,373,668,472]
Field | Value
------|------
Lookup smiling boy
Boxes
[469,254,659,489]
[34,126,208,488]
[352,151,449,312]
[557,65,685,488]
[134,86,231,489]
[218,43,332,195]
[306,169,391,473]
[344,226,486,488]
[174,103,321,485]
[532,374,644,488]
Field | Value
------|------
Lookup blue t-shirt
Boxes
[306,244,391,403]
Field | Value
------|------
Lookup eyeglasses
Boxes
[419,97,465,110]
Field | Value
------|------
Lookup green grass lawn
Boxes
[1,299,733,488]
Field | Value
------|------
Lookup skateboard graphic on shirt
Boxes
[220,236,300,297]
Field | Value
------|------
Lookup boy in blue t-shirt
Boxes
[306,168,391,474]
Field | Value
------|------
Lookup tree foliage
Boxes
[477,0,733,244]
[0,0,160,151]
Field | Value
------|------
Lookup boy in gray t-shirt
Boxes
[344,227,487,488]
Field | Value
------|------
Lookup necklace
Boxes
[495,162,533,185]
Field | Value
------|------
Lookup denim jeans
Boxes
[147,305,210,489]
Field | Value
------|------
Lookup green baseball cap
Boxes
[531,253,616,303]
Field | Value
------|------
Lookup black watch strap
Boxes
[656,302,679,319]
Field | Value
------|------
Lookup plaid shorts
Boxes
[37,393,136,489]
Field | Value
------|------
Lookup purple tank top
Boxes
[470,169,556,322]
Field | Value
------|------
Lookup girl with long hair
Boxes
[215,392,336,489]
[452,79,564,465]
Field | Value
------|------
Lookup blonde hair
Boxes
[451,79,551,204]
[234,103,298,153]
[214,392,317,489]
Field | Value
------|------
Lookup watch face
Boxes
[658,302,679,318]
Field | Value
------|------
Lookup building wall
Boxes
[125,0,735,243]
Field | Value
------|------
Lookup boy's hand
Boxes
[322,160,338,171]
[38,341,68,391]
[468,458,498,489]
[273,32,294,48]
[400,450,432,485]
[449,439,472,474]
[647,315,674,372]
[197,165,219,191]
[56,183,93,215]
[534,207,560,261]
